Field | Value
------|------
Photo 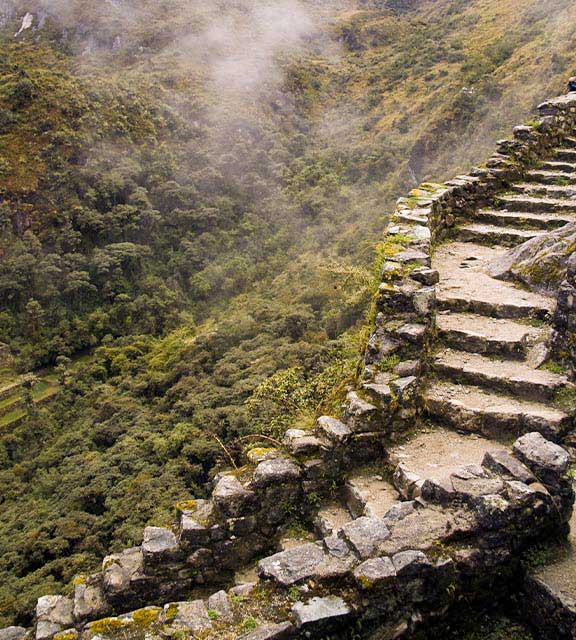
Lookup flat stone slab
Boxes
[457,222,545,245]
[434,242,554,318]
[258,543,325,586]
[500,194,576,212]
[512,182,576,197]
[390,426,500,489]
[437,312,538,355]
[377,506,474,555]
[292,596,351,628]
[339,517,391,559]
[434,347,569,399]
[476,208,574,230]
[353,557,396,588]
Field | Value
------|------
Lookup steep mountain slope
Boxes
[1,0,576,628]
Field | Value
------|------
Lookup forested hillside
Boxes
[1,0,576,627]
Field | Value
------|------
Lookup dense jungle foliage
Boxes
[1,0,576,626]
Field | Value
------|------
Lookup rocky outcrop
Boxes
[489,222,576,293]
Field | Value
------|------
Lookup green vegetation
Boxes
[2,0,576,628]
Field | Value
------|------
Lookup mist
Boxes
[9,0,340,106]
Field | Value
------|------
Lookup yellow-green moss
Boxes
[246,447,276,463]
[132,607,161,628]
[358,575,374,589]
[520,260,564,287]
[89,618,125,635]
[175,499,198,513]
[54,631,78,640]
[164,603,179,623]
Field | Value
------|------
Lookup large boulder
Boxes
[489,223,576,294]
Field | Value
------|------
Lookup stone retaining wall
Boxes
[6,431,573,640]
[521,573,576,640]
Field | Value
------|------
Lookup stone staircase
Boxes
[427,138,576,446]
[239,113,576,638]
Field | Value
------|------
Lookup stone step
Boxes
[474,209,573,230]
[455,222,546,247]
[560,136,576,148]
[343,472,401,520]
[554,148,576,162]
[388,425,501,499]
[523,169,575,185]
[526,508,576,631]
[434,243,554,320]
[498,195,576,214]
[314,502,353,538]
[539,160,576,174]
[511,182,576,200]
[437,292,552,320]
[436,312,536,359]
[433,348,570,401]
[424,382,572,441]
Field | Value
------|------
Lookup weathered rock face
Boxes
[213,475,256,517]
[0,628,27,640]
[73,574,107,621]
[292,596,352,629]
[257,543,325,586]
[35,597,73,640]
[162,600,211,633]
[489,222,576,293]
